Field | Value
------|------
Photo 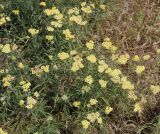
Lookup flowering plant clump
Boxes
[0,0,159,133]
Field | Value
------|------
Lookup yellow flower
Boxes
[41,65,49,73]
[18,62,24,69]
[26,96,37,109]
[85,75,93,85]
[89,98,98,105]
[105,106,113,114]
[117,54,130,65]
[100,4,106,10]
[63,29,75,40]
[143,54,151,60]
[86,54,97,63]
[69,15,87,25]
[98,60,108,73]
[20,80,31,92]
[108,69,121,77]
[135,65,145,74]
[2,75,14,87]
[0,128,8,134]
[44,7,60,16]
[2,44,11,53]
[81,2,86,7]
[128,91,137,100]
[58,52,69,60]
[81,86,91,93]
[99,79,107,88]
[132,55,140,62]
[97,117,103,124]
[81,6,92,14]
[40,2,46,7]
[34,91,40,98]
[86,40,94,50]
[51,20,62,28]
[19,100,24,106]
[156,49,160,54]
[73,101,81,107]
[102,41,112,49]
[134,102,143,113]
[48,55,53,60]
[121,77,134,90]
[150,85,160,95]
[12,10,19,15]
[87,112,100,123]
[61,95,68,101]
[28,28,39,36]
[71,61,84,72]
[47,26,54,32]
[70,50,77,55]
[68,8,79,15]
[81,120,90,129]
[45,35,54,41]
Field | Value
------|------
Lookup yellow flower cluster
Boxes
[99,79,107,88]
[45,35,54,41]
[69,15,87,25]
[47,26,54,32]
[135,65,145,74]
[81,2,94,14]
[86,40,94,50]
[0,128,8,134]
[100,4,107,10]
[98,60,108,73]
[58,52,69,60]
[86,54,97,63]
[128,91,137,100]
[105,106,113,114]
[28,28,39,36]
[68,7,79,15]
[1,44,11,53]
[26,96,37,109]
[31,65,49,77]
[143,54,151,61]
[71,55,84,72]
[20,80,31,92]
[81,85,91,93]
[2,75,14,87]
[132,55,140,62]
[102,37,118,53]
[81,120,90,129]
[134,102,143,113]
[89,98,98,105]
[62,29,75,40]
[86,112,102,124]
[85,75,93,85]
[12,10,20,15]
[150,85,160,95]
[0,13,10,26]
[39,2,46,7]
[44,7,60,16]
[44,6,63,28]
[18,62,25,69]
[116,53,130,65]
[73,101,81,107]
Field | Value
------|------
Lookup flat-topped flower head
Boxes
[85,75,93,85]
[58,52,69,60]
[28,28,39,36]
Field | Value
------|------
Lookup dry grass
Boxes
[95,0,160,133]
